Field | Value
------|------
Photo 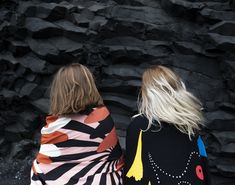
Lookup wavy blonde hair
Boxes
[50,63,103,116]
[138,65,204,138]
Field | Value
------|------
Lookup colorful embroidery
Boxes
[124,115,210,185]
[178,181,192,185]
[148,151,200,179]
[197,136,207,157]
[148,151,202,185]
[126,130,143,181]
[196,165,204,180]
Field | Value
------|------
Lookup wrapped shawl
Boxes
[31,106,124,185]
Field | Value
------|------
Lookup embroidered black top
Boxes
[124,115,211,185]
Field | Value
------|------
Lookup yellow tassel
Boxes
[148,181,151,185]
[126,130,143,181]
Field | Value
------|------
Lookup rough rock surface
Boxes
[0,0,235,184]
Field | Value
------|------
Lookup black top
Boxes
[124,115,211,185]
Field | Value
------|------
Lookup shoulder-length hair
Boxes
[138,65,204,138]
[49,63,103,116]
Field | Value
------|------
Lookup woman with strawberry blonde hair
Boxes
[124,65,211,185]
[31,63,124,185]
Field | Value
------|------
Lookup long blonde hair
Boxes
[138,65,204,137]
[49,63,103,116]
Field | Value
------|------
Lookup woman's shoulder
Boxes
[128,114,149,131]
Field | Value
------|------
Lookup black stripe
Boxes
[64,154,108,184]
[63,120,104,138]
[105,161,112,174]
[32,173,46,185]
[113,172,119,185]
[92,153,109,162]
[64,161,100,184]
[115,170,122,185]
[44,163,78,180]
[83,161,108,185]
[32,173,37,181]
[82,175,93,185]
[99,173,107,184]
[50,151,97,162]
[108,143,123,160]
[91,154,110,162]
[110,171,116,184]
[94,161,109,174]
[90,115,114,139]
[55,139,100,147]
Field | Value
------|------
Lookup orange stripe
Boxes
[84,106,109,124]
[45,115,58,128]
[41,131,68,144]
[116,155,124,171]
[97,127,118,152]
[36,153,52,164]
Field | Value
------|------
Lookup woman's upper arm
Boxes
[124,119,141,174]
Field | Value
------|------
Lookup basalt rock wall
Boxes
[0,0,235,184]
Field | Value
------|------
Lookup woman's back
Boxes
[31,106,124,185]
[124,115,211,185]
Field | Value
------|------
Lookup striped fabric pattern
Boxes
[31,106,124,185]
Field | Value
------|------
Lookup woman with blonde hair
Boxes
[31,63,124,185]
[124,65,211,185]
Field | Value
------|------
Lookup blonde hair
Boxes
[138,65,204,138]
[49,63,103,116]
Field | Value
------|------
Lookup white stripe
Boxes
[33,160,43,173]
[59,146,98,156]
[30,179,43,185]
[53,160,107,185]
[39,144,61,157]
[90,163,110,185]
[109,161,116,173]
[114,159,118,170]
[113,172,119,184]
[79,161,107,183]
[47,152,109,164]
[119,170,123,184]
[91,173,102,185]
[41,117,71,134]
[106,172,112,185]
[59,128,103,143]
